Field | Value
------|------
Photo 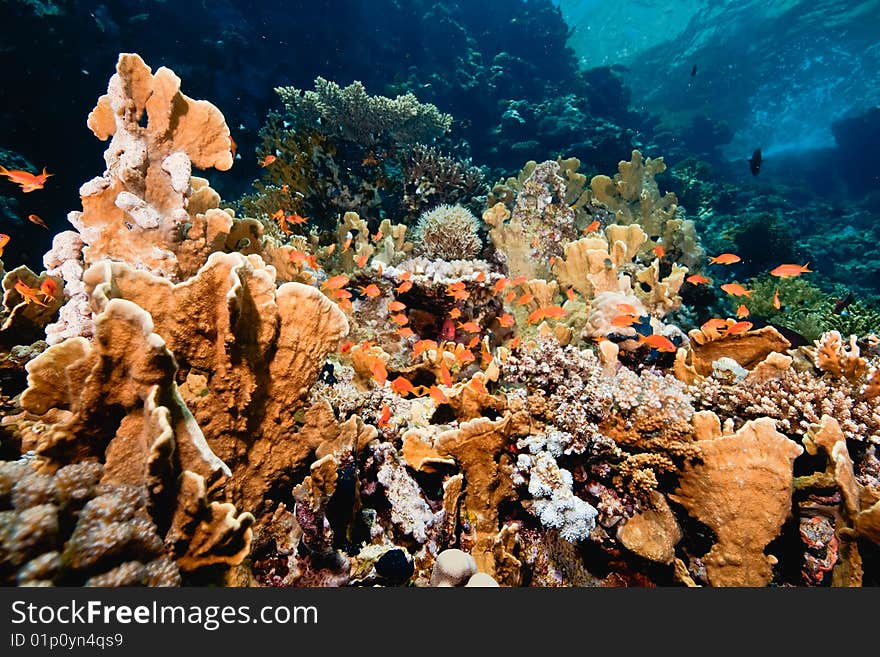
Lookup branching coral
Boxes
[402,145,485,219]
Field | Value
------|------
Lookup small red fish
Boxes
[527,308,545,325]
[498,313,515,328]
[260,154,277,167]
[391,313,409,326]
[583,219,600,234]
[286,214,308,225]
[372,229,383,243]
[397,327,416,338]
[770,262,811,278]
[727,321,753,335]
[457,348,476,363]
[516,293,534,306]
[469,377,489,395]
[342,232,353,253]
[439,363,453,387]
[611,314,639,327]
[457,321,481,333]
[39,278,58,299]
[412,340,438,359]
[371,359,388,385]
[325,243,337,256]
[565,288,576,302]
[378,404,392,428]
[701,318,728,333]
[355,253,370,268]
[0,234,9,256]
[494,278,510,293]
[772,287,781,310]
[13,280,49,307]
[332,288,352,300]
[509,336,522,349]
[389,300,406,312]
[427,386,449,404]
[709,253,741,265]
[686,274,711,285]
[396,280,413,294]
[736,304,750,318]
[390,376,417,396]
[504,290,517,303]
[323,274,350,290]
[720,283,753,297]
[541,305,566,319]
[638,334,676,352]
[475,271,486,283]
[229,134,237,159]
[359,284,382,298]
[0,166,52,192]
[27,214,48,229]
[653,244,665,258]
[511,276,528,286]
[449,308,462,319]
[339,340,354,354]
[616,303,638,315]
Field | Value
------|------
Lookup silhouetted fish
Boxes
[833,291,854,315]
[691,64,697,77]
[749,148,762,176]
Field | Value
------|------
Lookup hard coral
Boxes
[412,204,483,261]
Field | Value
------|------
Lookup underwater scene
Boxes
[0,0,878,588]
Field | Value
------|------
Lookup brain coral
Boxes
[413,204,483,261]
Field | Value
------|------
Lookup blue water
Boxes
[1,0,879,292]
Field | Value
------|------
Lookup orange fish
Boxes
[616,303,639,315]
[541,305,565,319]
[504,290,517,303]
[465,335,480,349]
[447,281,466,292]
[449,308,462,319]
[583,220,600,234]
[39,278,58,299]
[325,243,337,255]
[511,276,528,286]
[708,253,741,265]
[323,274,350,290]
[494,278,510,293]
[653,244,665,258]
[450,289,470,301]
[475,271,486,283]
[339,340,354,354]
[362,153,379,167]
[359,284,381,298]
[272,208,285,220]
[480,340,492,367]
[356,254,369,268]
[229,134,237,159]
[378,404,392,428]
[286,214,308,225]
[509,336,522,349]
[281,184,289,193]
[439,363,453,387]
[611,314,639,327]
[0,166,52,192]
[527,308,545,325]
[397,327,416,338]
[332,288,352,300]
[371,359,388,385]
[391,313,409,326]
[342,232,353,253]
[457,348,476,364]
[427,386,449,404]
[638,334,676,352]
[13,280,49,307]
[390,376,417,396]
[736,304,750,318]
[458,321,481,333]
[27,214,48,229]
[770,262,811,278]
[686,274,711,285]
[720,283,753,297]
[498,313,515,328]
[701,318,728,332]
[399,270,412,281]
[396,280,413,294]
[260,154,277,167]
[412,340,437,359]
[338,298,353,312]
[469,378,489,395]
[389,300,406,312]
[372,229,383,242]
[516,293,534,306]
[727,321,753,335]
[773,287,781,310]
[0,233,9,256]
[565,288,576,302]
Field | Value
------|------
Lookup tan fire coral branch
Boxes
[19,297,253,572]
[671,414,803,586]
[83,251,349,517]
